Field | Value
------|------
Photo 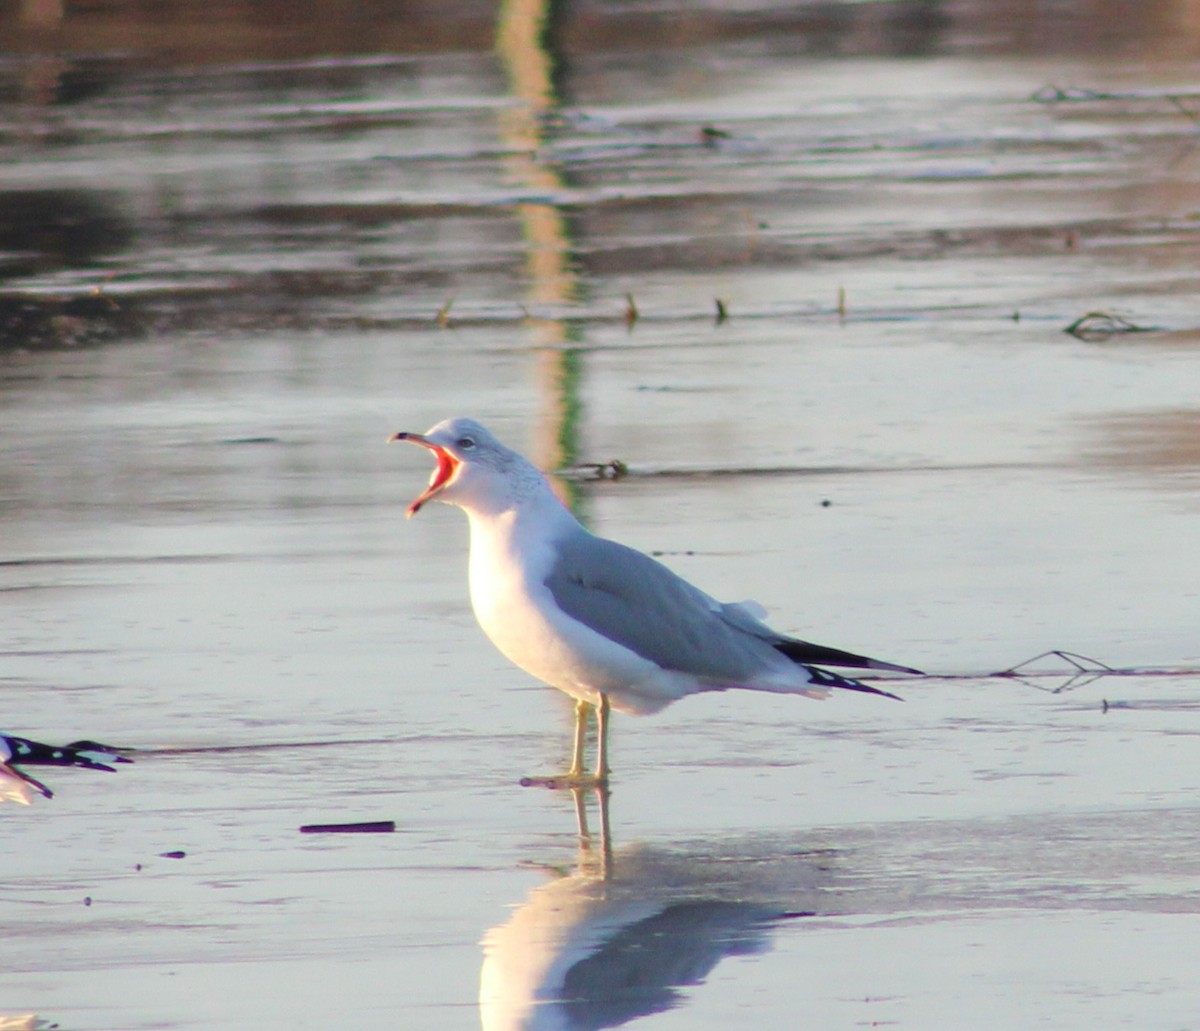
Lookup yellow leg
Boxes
[594,694,611,781]
[568,698,589,777]
[520,695,612,789]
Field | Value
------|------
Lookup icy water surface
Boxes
[2,1,1200,1028]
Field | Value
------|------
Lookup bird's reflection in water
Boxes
[480,789,829,1031]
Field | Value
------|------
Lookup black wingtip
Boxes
[776,639,921,678]
[805,665,905,701]
[836,678,905,702]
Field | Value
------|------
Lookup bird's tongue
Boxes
[407,445,458,517]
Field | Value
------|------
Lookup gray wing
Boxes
[544,532,785,684]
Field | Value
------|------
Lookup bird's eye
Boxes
[456,436,476,450]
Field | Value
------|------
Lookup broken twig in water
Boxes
[570,459,629,481]
[1166,94,1200,127]
[91,272,121,311]
[909,650,1199,693]
[300,820,396,834]
[996,650,1117,676]
[1064,310,1151,341]
[1031,84,1108,103]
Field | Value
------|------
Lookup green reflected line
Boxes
[496,0,587,518]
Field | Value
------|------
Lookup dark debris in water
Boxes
[300,820,396,834]
[921,650,1200,695]
[0,293,149,351]
[998,650,1116,676]
[1031,84,1112,103]
[559,458,1044,483]
[571,459,629,481]
[1065,311,1153,341]
[623,293,639,330]
[1030,82,1200,129]
[699,125,732,147]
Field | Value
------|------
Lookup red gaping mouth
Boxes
[389,432,461,517]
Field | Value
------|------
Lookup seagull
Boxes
[391,417,920,787]
[0,733,131,803]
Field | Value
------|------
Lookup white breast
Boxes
[465,508,684,714]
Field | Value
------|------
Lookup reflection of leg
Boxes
[569,698,590,777]
[571,784,590,841]
[595,783,612,878]
[594,694,611,781]
[571,784,613,878]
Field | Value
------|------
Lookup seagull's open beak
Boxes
[389,431,461,517]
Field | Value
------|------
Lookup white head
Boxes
[390,417,550,519]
